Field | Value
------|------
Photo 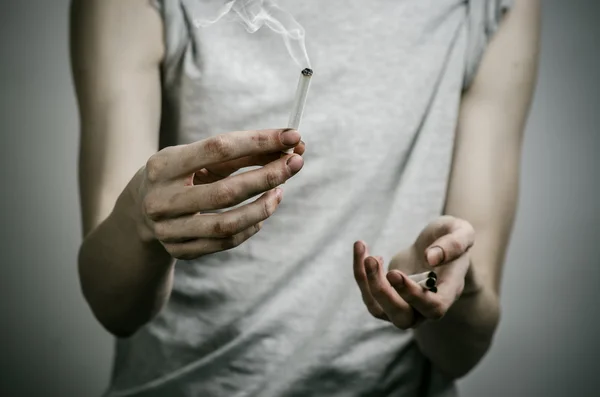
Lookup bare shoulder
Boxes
[465,0,541,102]
[70,0,166,235]
[70,0,164,75]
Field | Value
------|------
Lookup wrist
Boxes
[110,175,167,258]
[449,256,501,330]
[447,285,501,333]
[112,169,155,244]
[462,256,486,296]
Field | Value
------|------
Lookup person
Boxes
[70,0,540,395]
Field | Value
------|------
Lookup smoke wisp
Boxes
[188,0,311,68]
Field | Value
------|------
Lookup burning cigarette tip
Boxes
[302,68,313,77]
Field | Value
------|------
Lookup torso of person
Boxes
[104,1,509,396]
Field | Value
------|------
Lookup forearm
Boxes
[412,127,519,377]
[78,183,174,338]
[413,0,540,377]
[413,243,503,379]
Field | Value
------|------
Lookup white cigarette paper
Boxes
[417,278,437,289]
[408,271,437,283]
[284,68,313,154]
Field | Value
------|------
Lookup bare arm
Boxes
[413,0,542,377]
[71,0,174,337]
[72,0,164,234]
[72,0,307,339]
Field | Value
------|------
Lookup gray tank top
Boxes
[104,1,511,396]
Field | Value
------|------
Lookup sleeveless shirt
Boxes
[104,1,511,396]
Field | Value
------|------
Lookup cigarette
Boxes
[284,68,313,154]
[417,277,437,289]
[408,271,437,283]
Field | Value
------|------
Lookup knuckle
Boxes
[213,218,238,237]
[463,220,475,234]
[262,197,276,219]
[142,194,162,219]
[188,191,208,214]
[265,170,282,189]
[136,220,156,242]
[253,130,273,149]
[211,183,237,207]
[152,222,169,241]
[449,238,465,254]
[145,153,168,182]
[204,136,234,159]
[463,223,476,247]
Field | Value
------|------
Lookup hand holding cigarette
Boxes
[352,216,475,329]
[133,129,305,260]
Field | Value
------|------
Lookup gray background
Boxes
[1,0,598,396]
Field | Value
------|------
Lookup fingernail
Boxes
[387,271,404,287]
[365,258,378,279]
[281,129,301,146]
[427,246,445,266]
[286,155,304,174]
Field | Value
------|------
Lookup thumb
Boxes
[416,216,475,266]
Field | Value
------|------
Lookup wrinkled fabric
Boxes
[104,1,511,396]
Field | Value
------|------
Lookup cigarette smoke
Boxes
[188,0,311,68]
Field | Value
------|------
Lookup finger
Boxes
[387,270,450,321]
[420,216,475,266]
[193,153,285,185]
[154,189,283,242]
[163,222,263,260]
[196,141,306,183]
[221,140,306,172]
[281,140,306,156]
[364,256,415,329]
[145,154,303,219]
[159,129,302,180]
[353,241,387,320]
